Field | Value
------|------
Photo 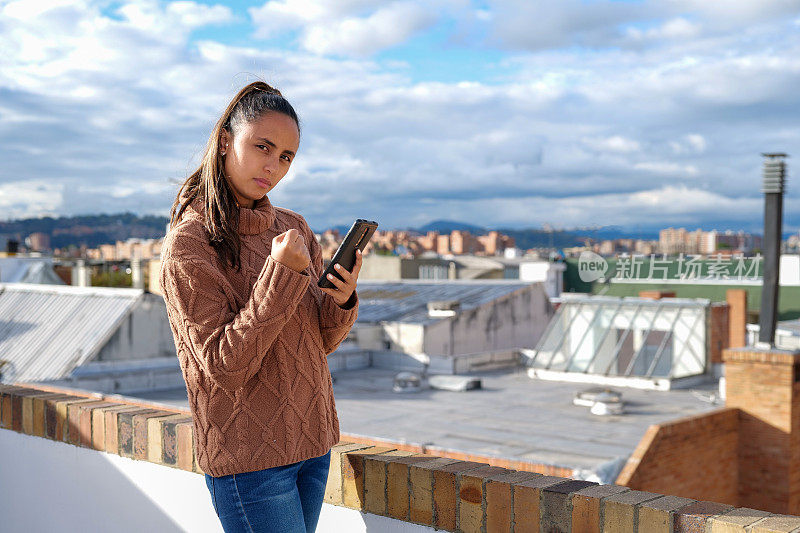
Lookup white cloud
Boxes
[166,1,233,28]
[474,8,491,22]
[583,135,641,154]
[483,0,800,53]
[249,0,379,35]
[302,2,435,56]
[117,0,234,35]
[485,0,643,51]
[670,134,707,155]
[0,0,235,95]
[1,0,89,21]
[625,17,700,43]
[628,185,756,215]
[404,185,762,229]
[250,0,435,56]
[670,0,800,26]
[685,134,707,153]
[0,180,65,220]
[634,162,699,176]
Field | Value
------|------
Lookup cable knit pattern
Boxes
[159,193,358,477]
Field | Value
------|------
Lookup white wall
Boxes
[359,254,402,280]
[0,430,433,533]
[520,261,565,298]
[780,254,800,286]
[384,322,426,354]
[45,357,186,394]
[97,293,177,361]
[423,283,552,356]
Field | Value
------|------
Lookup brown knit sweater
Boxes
[159,192,358,477]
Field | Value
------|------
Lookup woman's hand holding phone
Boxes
[271,229,311,273]
[320,249,362,307]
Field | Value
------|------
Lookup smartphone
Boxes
[318,218,378,288]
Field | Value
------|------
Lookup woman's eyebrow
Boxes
[256,137,296,156]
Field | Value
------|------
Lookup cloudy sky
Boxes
[2,0,800,233]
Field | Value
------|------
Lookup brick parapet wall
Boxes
[723,348,800,366]
[726,289,748,349]
[617,346,800,520]
[3,383,800,532]
[616,408,739,506]
[724,347,800,515]
[709,302,730,365]
[340,433,574,478]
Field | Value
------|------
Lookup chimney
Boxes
[724,346,800,513]
[708,302,729,366]
[448,261,457,280]
[714,155,800,513]
[726,289,747,348]
[758,153,787,346]
[131,257,145,290]
[72,259,91,287]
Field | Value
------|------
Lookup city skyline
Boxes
[3,208,795,239]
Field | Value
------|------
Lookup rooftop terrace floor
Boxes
[132,367,720,474]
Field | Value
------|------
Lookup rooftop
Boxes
[0,282,145,382]
[133,366,720,478]
[354,279,534,324]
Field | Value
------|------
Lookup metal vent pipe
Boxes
[758,153,788,346]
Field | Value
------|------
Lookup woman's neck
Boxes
[233,194,254,209]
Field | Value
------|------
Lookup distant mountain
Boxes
[323,220,486,237]
[584,226,661,241]
[0,213,169,249]
[329,224,352,236]
[416,220,486,234]
[317,219,778,250]
[496,228,585,250]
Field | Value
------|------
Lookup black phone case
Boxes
[317,218,378,289]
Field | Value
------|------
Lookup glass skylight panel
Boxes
[527,297,708,382]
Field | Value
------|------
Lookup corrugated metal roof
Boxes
[355,280,535,324]
[0,257,65,284]
[0,283,143,383]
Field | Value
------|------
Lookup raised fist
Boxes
[270,229,310,273]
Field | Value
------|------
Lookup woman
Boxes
[159,81,362,533]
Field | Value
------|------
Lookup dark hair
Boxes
[169,81,300,272]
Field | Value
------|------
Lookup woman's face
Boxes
[220,111,300,209]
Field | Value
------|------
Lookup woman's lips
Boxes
[254,178,272,189]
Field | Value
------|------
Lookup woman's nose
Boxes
[263,155,279,173]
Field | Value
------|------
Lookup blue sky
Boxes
[2,0,800,233]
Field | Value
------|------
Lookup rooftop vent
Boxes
[393,371,423,393]
[391,372,483,393]
[428,374,482,392]
[573,387,624,416]
[427,299,461,318]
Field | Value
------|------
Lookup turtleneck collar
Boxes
[183,193,276,235]
[237,195,276,235]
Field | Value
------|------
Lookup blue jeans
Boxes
[204,449,331,533]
